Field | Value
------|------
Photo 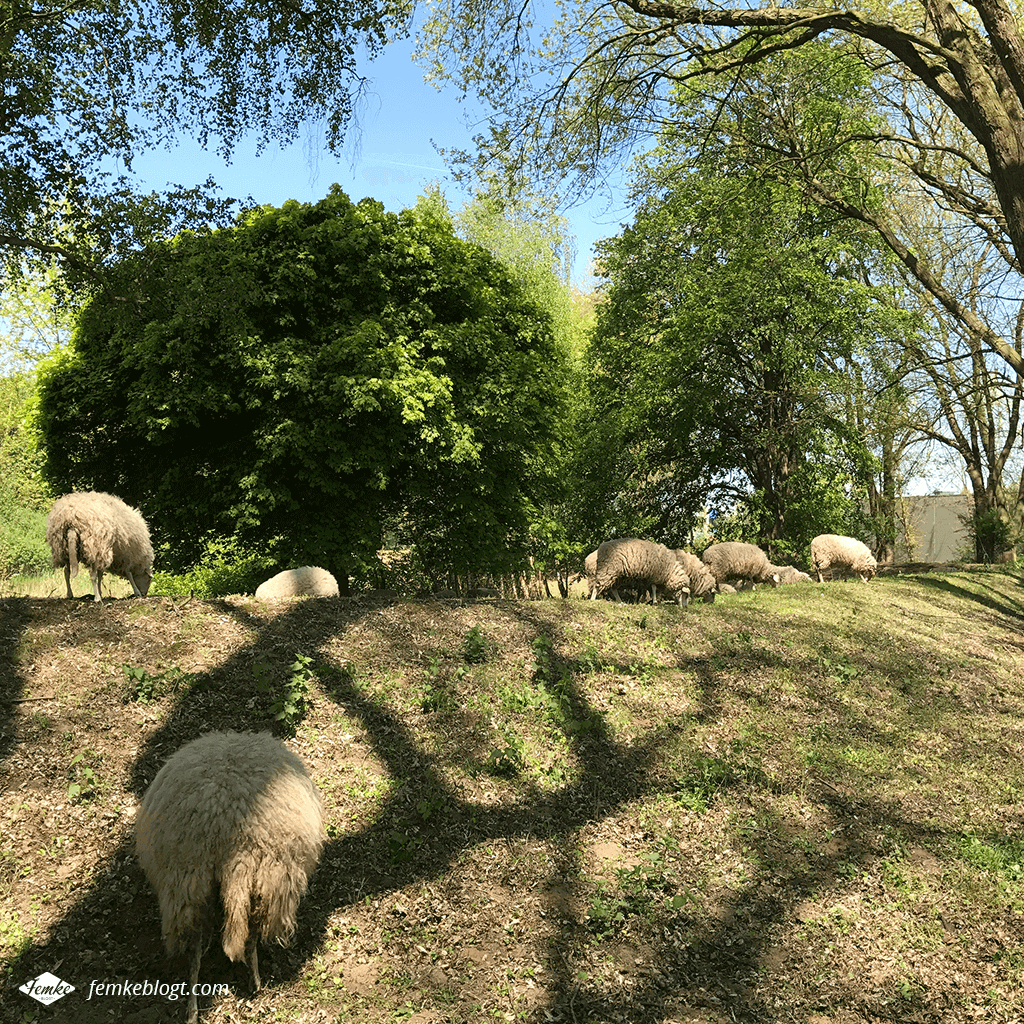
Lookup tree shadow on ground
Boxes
[1,591,1018,1023]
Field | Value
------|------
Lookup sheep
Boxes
[769,564,814,585]
[45,491,154,604]
[673,550,717,604]
[584,550,598,599]
[585,547,658,603]
[254,566,339,600]
[701,542,781,589]
[810,534,878,583]
[136,730,325,1024]
[591,538,691,606]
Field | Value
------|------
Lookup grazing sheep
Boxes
[136,731,325,1024]
[584,550,599,599]
[45,491,154,604]
[673,550,717,604]
[716,582,738,595]
[702,542,781,588]
[255,566,338,600]
[769,564,814,585]
[592,538,691,606]
[810,534,878,583]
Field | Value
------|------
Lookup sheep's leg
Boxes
[63,565,74,599]
[186,932,204,1024]
[246,932,262,992]
[89,568,103,603]
[124,569,143,597]
[650,584,659,605]
[589,586,598,600]
[610,588,624,603]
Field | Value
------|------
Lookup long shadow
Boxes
[1,597,683,1023]
[911,573,1024,623]
[0,598,32,767]
[1,593,1017,1023]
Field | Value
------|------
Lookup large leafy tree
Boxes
[585,57,920,553]
[32,188,564,588]
[1,0,411,282]
[420,1,1024,377]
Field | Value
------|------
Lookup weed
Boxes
[531,634,560,685]
[960,834,1024,880]
[66,750,100,801]
[254,653,315,733]
[121,663,192,703]
[485,742,524,777]
[463,624,489,663]
[817,650,861,681]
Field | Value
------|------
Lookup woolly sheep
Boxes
[585,547,659,603]
[255,566,339,600]
[136,731,325,1024]
[701,542,781,589]
[592,538,691,606]
[673,550,717,604]
[769,564,814,585]
[810,534,878,583]
[45,491,153,604]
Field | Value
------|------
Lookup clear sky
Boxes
[122,32,621,289]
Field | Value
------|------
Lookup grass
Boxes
[0,569,1022,1022]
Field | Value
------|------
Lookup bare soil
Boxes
[1,578,1023,1024]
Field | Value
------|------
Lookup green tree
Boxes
[32,188,564,590]
[585,64,920,554]
[419,0,1024,377]
[1,0,411,283]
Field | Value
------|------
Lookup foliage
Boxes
[253,654,316,735]
[462,624,489,664]
[581,58,918,551]
[1,0,412,284]
[148,542,277,599]
[0,373,51,576]
[32,189,566,588]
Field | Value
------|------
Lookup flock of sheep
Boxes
[39,490,878,1022]
[585,535,878,606]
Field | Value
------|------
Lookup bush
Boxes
[0,490,50,576]
[149,543,276,598]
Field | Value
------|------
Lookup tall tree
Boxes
[32,189,565,588]
[584,56,920,554]
[1,0,411,282]
[420,1,1024,376]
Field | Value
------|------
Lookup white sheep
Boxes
[701,542,781,588]
[810,534,878,583]
[591,538,691,606]
[136,731,325,1024]
[673,550,717,603]
[45,491,154,603]
[769,564,814,585]
[255,566,339,600]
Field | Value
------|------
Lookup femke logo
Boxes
[20,972,75,1005]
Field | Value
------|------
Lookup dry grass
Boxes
[1,571,1023,1024]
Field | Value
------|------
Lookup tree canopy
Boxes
[32,188,566,587]
[581,52,922,553]
[1,0,412,282]
[420,1,1024,375]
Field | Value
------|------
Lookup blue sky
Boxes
[123,33,621,289]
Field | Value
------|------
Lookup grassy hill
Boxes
[1,570,1023,1023]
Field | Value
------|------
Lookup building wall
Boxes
[895,494,971,563]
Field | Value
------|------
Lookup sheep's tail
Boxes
[220,853,256,963]
[67,527,80,578]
